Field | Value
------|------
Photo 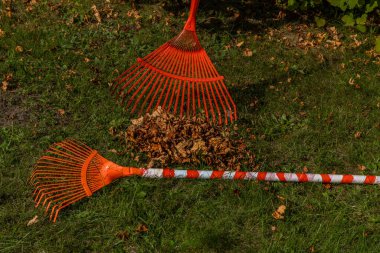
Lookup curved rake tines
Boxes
[30,139,105,222]
[111,32,237,125]
[110,0,238,124]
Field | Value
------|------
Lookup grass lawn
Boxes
[0,0,379,252]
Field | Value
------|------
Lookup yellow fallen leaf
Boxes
[272,205,286,220]
[131,116,144,126]
[236,41,244,47]
[27,215,39,226]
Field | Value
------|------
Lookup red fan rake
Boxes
[111,0,237,124]
[31,139,379,222]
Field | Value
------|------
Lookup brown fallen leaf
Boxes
[57,109,65,116]
[135,224,148,233]
[127,9,141,20]
[2,0,12,17]
[1,81,8,92]
[26,0,38,12]
[272,205,286,220]
[91,5,102,23]
[358,165,366,171]
[354,131,361,139]
[131,116,144,126]
[27,215,39,226]
[190,140,207,153]
[15,46,23,53]
[236,41,244,47]
[243,48,253,57]
[84,57,91,63]
[0,28,5,38]
[108,149,118,154]
[65,84,73,91]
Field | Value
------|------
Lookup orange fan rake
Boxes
[111,0,237,124]
[31,139,380,222]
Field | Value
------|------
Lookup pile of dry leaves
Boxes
[266,24,347,50]
[111,107,255,171]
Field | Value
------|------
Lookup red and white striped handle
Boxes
[141,169,380,185]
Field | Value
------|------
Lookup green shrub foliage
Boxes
[277,0,379,32]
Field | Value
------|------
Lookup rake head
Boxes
[30,139,139,222]
[111,0,237,124]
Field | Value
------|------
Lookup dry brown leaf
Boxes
[190,140,207,153]
[27,215,39,226]
[26,0,38,12]
[108,149,118,154]
[354,131,361,139]
[57,109,65,116]
[272,205,286,220]
[1,81,8,92]
[243,48,253,57]
[15,46,23,53]
[0,29,4,38]
[84,57,91,63]
[2,0,12,17]
[236,41,244,47]
[358,165,366,171]
[127,9,141,20]
[91,5,102,23]
[65,84,73,91]
[135,224,148,233]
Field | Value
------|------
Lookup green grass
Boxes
[1,1,379,252]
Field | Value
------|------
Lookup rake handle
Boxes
[184,0,200,31]
[130,168,379,185]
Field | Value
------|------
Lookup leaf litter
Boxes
[110,107,255,171]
